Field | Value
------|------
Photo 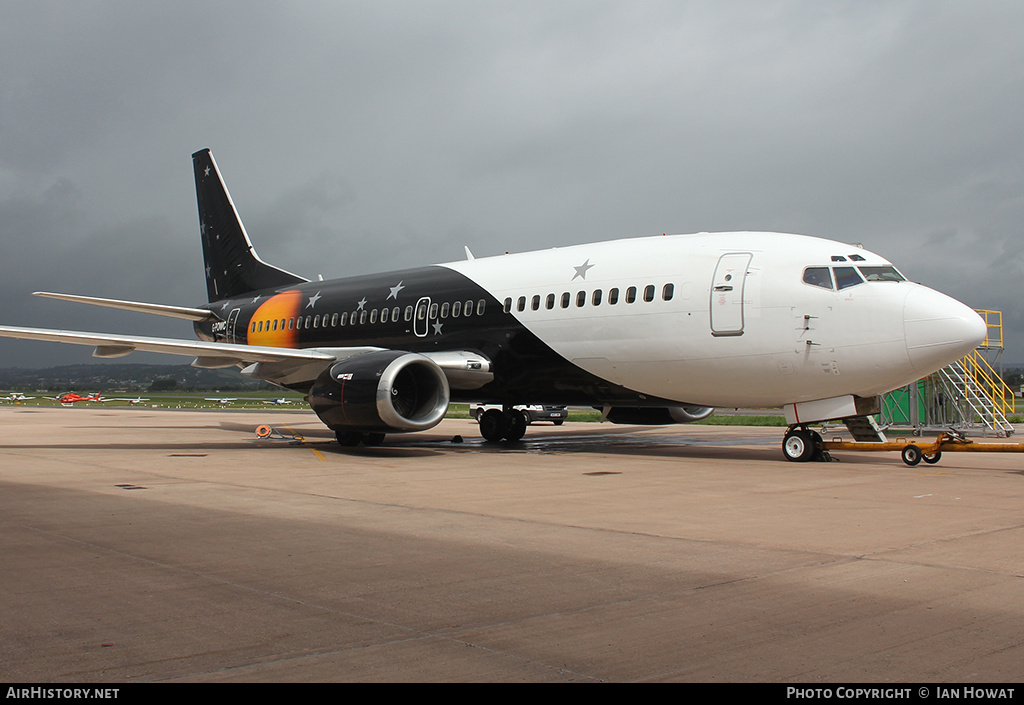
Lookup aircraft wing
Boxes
[0,325,337,362]
[0,325,492,390]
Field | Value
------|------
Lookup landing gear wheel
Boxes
[783,428,818,462]
[335,430,363,447]
[479,409,510,442]
[505,411,528,442]
[363,432,386,446]
[922,451,942,464]
[901,444,923,466]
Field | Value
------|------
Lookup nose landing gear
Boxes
[782,426,830,462]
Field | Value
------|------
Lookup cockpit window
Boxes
[802,267,833,290]
[834,266,864,290]
[858,266,905,282]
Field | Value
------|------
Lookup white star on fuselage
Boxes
[573,258,595,280]
[306,292,322,308]
[388,281,405,300]
[356,297,367,310]
[432,321,443,336]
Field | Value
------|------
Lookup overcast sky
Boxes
[1,0,1022,369]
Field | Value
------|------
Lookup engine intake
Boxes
[603,405,714,425]
[308,350,450,432]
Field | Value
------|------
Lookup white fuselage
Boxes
[444,232,985,408]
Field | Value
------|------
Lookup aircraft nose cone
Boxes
[903,286,987,374]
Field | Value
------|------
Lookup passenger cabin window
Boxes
[608,288,619,305]
[802,267,833,290]
[662,283,674,301]
[643,285,655,302]
[625,286,637,304]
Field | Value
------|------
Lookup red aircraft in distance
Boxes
[48,392,108,405]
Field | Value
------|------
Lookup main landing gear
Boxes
[335,430,386,447]
[478,407,528,442]
[782,425,830,462]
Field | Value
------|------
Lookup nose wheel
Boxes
[783,426,828,462]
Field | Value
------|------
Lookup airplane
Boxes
[2,392,36,401]
[204,397,238,405]
[262,398,296,405]
[0,148,987,460]
[108,396,150,405]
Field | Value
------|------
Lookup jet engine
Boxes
[307,350,450,433]
[602,405,714,425]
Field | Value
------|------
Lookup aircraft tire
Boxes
[782,428,817,462]
[922,451,941,464]
[363,432,386,446]
[479,409,509,442]
[336,430,364,446]
[505,410,528,442]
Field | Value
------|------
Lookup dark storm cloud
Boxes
[0,0,1022,366]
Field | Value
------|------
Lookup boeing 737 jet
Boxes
[0,149,987,460]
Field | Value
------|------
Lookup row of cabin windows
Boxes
[249,298,488,334]
[503,283,674,313]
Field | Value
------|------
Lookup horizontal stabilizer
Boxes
[34,292,218,322]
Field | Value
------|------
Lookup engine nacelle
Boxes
[307,350,450,433]
[603,405,714,425]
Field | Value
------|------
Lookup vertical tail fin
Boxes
[192,149,308,302]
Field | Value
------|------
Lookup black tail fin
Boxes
[192,149,307,302]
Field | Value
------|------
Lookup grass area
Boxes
[1,390,309,410]
[3,393,793,427]
[447,404,786,425]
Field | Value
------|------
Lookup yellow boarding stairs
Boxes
[880,310,1015,437]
